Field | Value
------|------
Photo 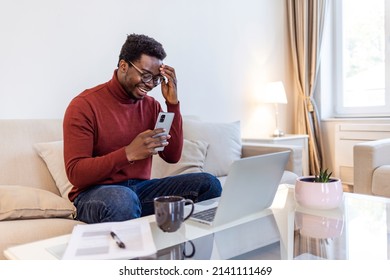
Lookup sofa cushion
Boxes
[0,185,76,220]
[34,141,73,199]
[0,119,63,195]
[183,119,242,177]
[151,139,209,178]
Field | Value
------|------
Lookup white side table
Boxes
[243,135,309,176]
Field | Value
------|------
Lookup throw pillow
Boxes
[183,119,242,177]
[151,139,209,178]
[0,185,76,220]
[34,141,73,199]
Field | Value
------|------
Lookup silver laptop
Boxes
[189,151,290,227]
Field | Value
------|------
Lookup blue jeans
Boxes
[73,173,222,224]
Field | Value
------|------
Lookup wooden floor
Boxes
[343,184,353,193]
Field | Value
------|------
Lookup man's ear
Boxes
[118,59,128,72]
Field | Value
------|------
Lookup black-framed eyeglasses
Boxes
[128,61,164,86]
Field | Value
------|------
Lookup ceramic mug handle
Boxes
[183,199,194,221]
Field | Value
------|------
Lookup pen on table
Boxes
[110,231,126,249]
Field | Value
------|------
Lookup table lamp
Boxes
[263,81,288,137]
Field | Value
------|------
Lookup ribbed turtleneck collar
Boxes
[107,70,138,104]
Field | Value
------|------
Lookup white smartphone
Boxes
[153,112,175,152]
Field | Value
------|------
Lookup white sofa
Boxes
[0,118,302,260]
[354,138,390,197]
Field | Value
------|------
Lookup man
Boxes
[63,34,222,224]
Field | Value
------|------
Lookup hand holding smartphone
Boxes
[153,112,174,152]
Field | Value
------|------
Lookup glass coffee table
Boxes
[4,185,390,260]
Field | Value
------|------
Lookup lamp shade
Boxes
[262,81,288,104]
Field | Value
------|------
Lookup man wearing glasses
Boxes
[63,34,222,224]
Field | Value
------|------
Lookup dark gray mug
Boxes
[154,196,195,232]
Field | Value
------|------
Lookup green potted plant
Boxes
[295,168,344,210]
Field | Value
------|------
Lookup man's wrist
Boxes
[166,99,179,105]
[166,100,180,106]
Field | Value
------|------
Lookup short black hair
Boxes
[118,34,167,66]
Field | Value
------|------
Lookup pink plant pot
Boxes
[295,176,344,210]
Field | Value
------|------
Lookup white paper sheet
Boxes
[62,219,156,260]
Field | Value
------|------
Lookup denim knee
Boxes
[197,173,222,201]
[74,185,142,223]
[104,189,142,222]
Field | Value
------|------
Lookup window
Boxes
[333,0,390,117]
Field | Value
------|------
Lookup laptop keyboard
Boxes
[192,207,217,222]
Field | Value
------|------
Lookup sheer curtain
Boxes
[286,0,329,175]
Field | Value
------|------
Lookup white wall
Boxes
[0,0,290,138]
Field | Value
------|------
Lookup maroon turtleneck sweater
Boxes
[63,70,183,202]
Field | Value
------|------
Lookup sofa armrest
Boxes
[353,138,390,195]
[241,143,303,176]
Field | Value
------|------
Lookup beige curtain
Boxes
[286,0,329,175]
